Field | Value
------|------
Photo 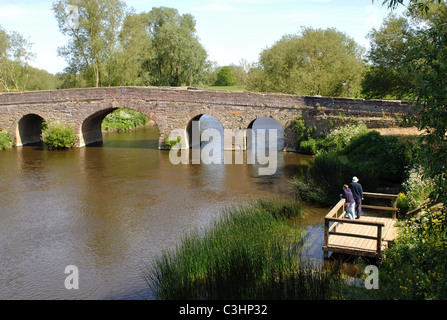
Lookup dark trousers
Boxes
[354,198,362,218]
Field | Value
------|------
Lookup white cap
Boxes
[352,176,359,183]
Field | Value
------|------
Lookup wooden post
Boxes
[392,198,397,219]
[324,219,329,259]
[377,225,383,255]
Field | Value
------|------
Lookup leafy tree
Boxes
[378,0,447,203]
[137,7,209,86]
[361,14,417,99]
[0,25,34,92]
[52,0,127,87]
[247,27,365,97]
[215,66,235,86]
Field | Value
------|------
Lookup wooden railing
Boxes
[323,192,398,258]
[362,192,399,219]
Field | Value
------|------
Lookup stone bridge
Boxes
[0,86,410,151]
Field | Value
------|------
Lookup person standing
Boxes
[349,176,364,219]
[341,185,356,220]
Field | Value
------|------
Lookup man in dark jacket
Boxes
[349,176,363,219]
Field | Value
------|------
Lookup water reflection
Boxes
[0,125,322,300]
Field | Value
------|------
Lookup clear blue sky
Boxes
[0,0,404,74]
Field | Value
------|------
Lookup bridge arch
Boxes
[80,107,160,147]
[16,113,46,146]
[247,116,285,151]
[184,114,225,149]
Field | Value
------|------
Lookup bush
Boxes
[41,122,77,150]
[291,124,412,205]
[0,130,12,150]
[163,135,182,149]
[374,206,447,299]
[340,131,411,181]
[401,166,434,211]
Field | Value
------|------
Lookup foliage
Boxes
[41,122,77,150]
[0,130,12,150]
[163,135,182,150]
[0,24,35,92]
[292,123,412,205]
[372,206,447,299]
[215,66,235,86]
[361,14,417,99]
[144,198,344,300]
[294,120,369,155]
[404,20,447,204]
[246,27,365,97]
[53,0,127,88]
[136,7,209,87]
[101,108,150,132]
[401,166,435,211]
[339,130,412,181]
[53,2,209,88]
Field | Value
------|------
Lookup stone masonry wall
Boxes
[0,86,411,151]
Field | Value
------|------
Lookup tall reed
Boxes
[144,198,343,300]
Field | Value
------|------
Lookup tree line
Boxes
[0,0,445,103]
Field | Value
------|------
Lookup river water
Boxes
[0,117,328,300]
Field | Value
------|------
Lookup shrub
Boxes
[41,122,77,150]
[375,206,447,299]
[340,131,411,181]
[0,130,13,150]
[163,135,182,149]
[401,166,434,211]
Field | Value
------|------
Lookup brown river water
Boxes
[0,119,329,300]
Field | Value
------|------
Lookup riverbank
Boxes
[101,108,154,133]
[144,198,345,300]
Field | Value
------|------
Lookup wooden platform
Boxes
[322,192,399,259]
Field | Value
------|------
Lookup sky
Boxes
[0,0,405,75]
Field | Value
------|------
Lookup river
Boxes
[0,117,329,300]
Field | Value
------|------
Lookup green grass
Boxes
[101,108,151,132]
[143,198,344,300]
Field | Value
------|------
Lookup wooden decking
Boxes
[322,192,399,259]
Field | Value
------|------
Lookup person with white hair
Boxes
[349,176,363,219]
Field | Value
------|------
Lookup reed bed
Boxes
[143,198,343,300]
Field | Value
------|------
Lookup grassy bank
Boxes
[101,108,151,132]
[144,198,344,300]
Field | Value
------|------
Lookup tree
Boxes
[138,7,209,86]
[361,14,418,99]
[215,66,235,86]
[379,0,447,203]
[247,27,365,97]
[52,0,127,87]
[0,25,34,92]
